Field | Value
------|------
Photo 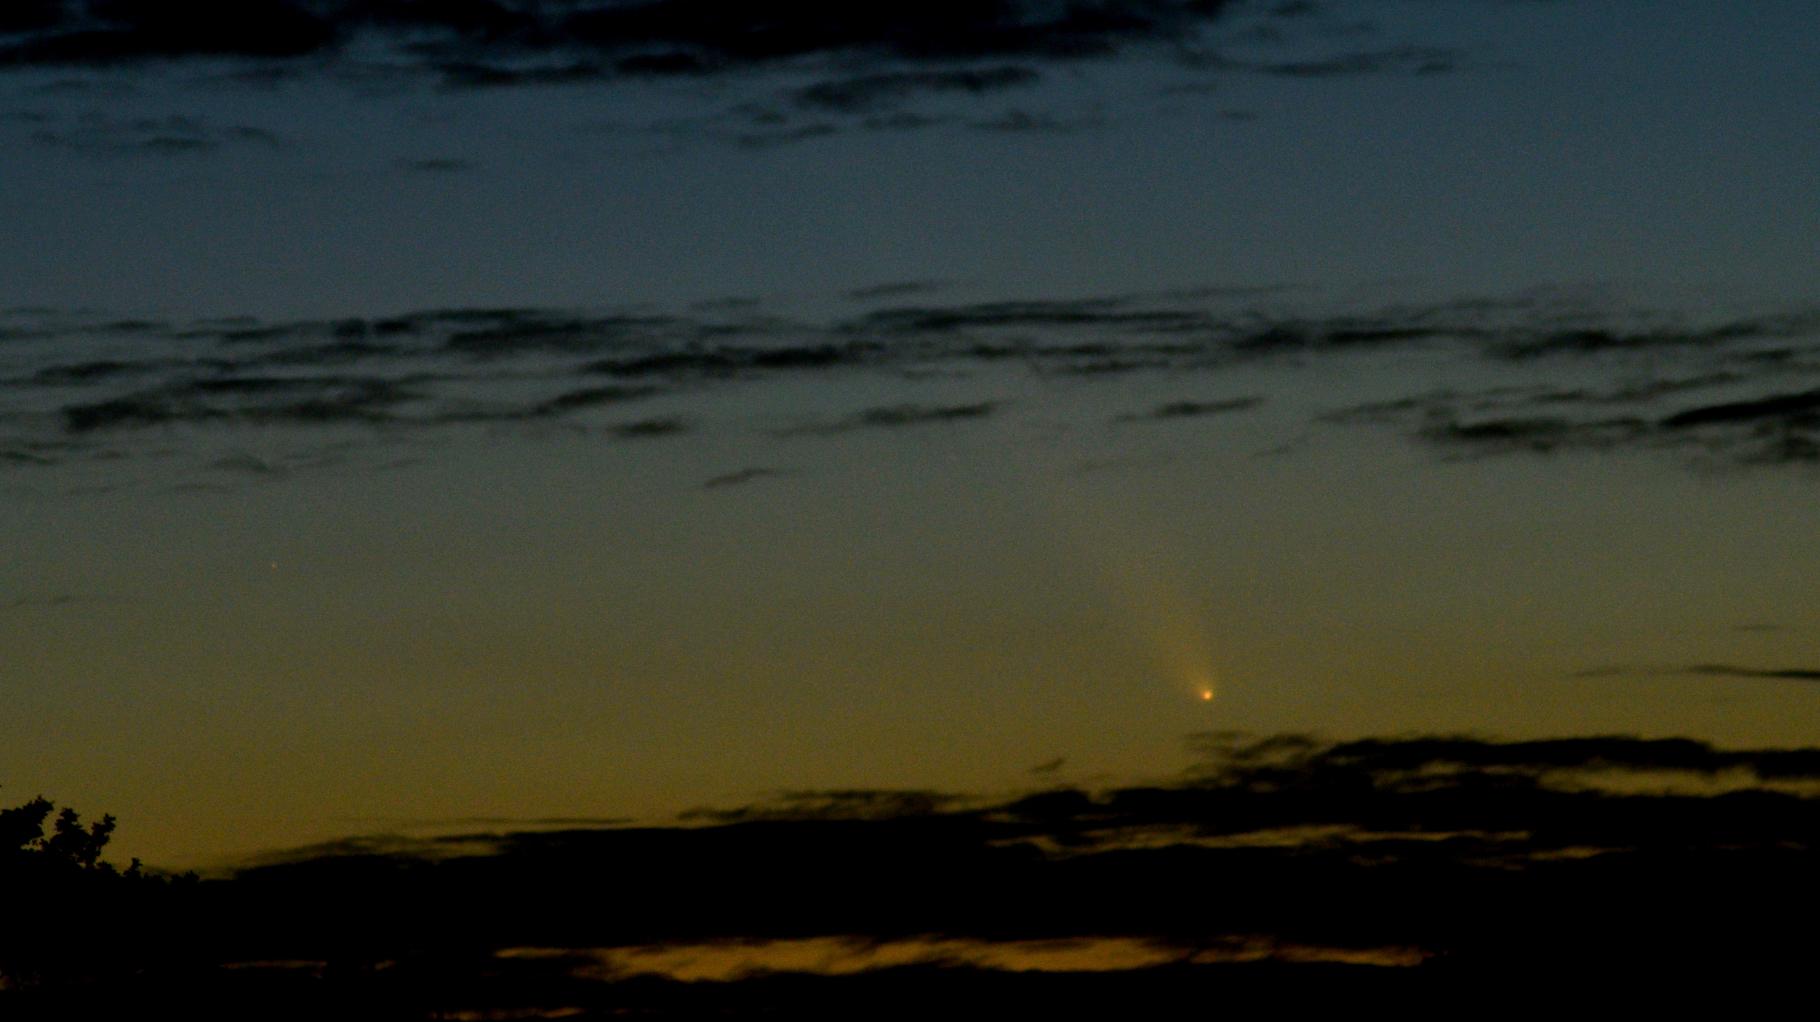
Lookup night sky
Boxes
[4,0,1819,879]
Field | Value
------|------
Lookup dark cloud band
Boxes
[0,1,1243,74]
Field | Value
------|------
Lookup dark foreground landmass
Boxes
[5,733,1817,1018]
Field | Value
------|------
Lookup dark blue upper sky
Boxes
[3,1,1816,318]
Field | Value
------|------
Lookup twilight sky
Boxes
[3,0,1818,870]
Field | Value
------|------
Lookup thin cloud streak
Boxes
[1578,664,1820,684]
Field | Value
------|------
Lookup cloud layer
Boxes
[5,288,1820,480]
[2,2,1476,145]
[0,1,1241,75]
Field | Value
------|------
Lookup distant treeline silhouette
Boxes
[5,733,1817,1017]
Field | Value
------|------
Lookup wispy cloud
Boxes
[781,401,1001,436]
[1580,664,1820,684]
[703,467,782,489]
[25,111,281,155]
[967,108,1101,133]
[792,66,1039,114]
[843,280,947,302]
[6,289,1818,482]
[1247,44,1460,78]
[1116,396,1262,422]
[606,416,688,439]
[1417,415,1650,455]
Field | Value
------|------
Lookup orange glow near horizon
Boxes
[497,935,1425,983]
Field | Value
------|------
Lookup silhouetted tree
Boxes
[0,792,163,992]
[0,796,53,857]
[2,796,128,874]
